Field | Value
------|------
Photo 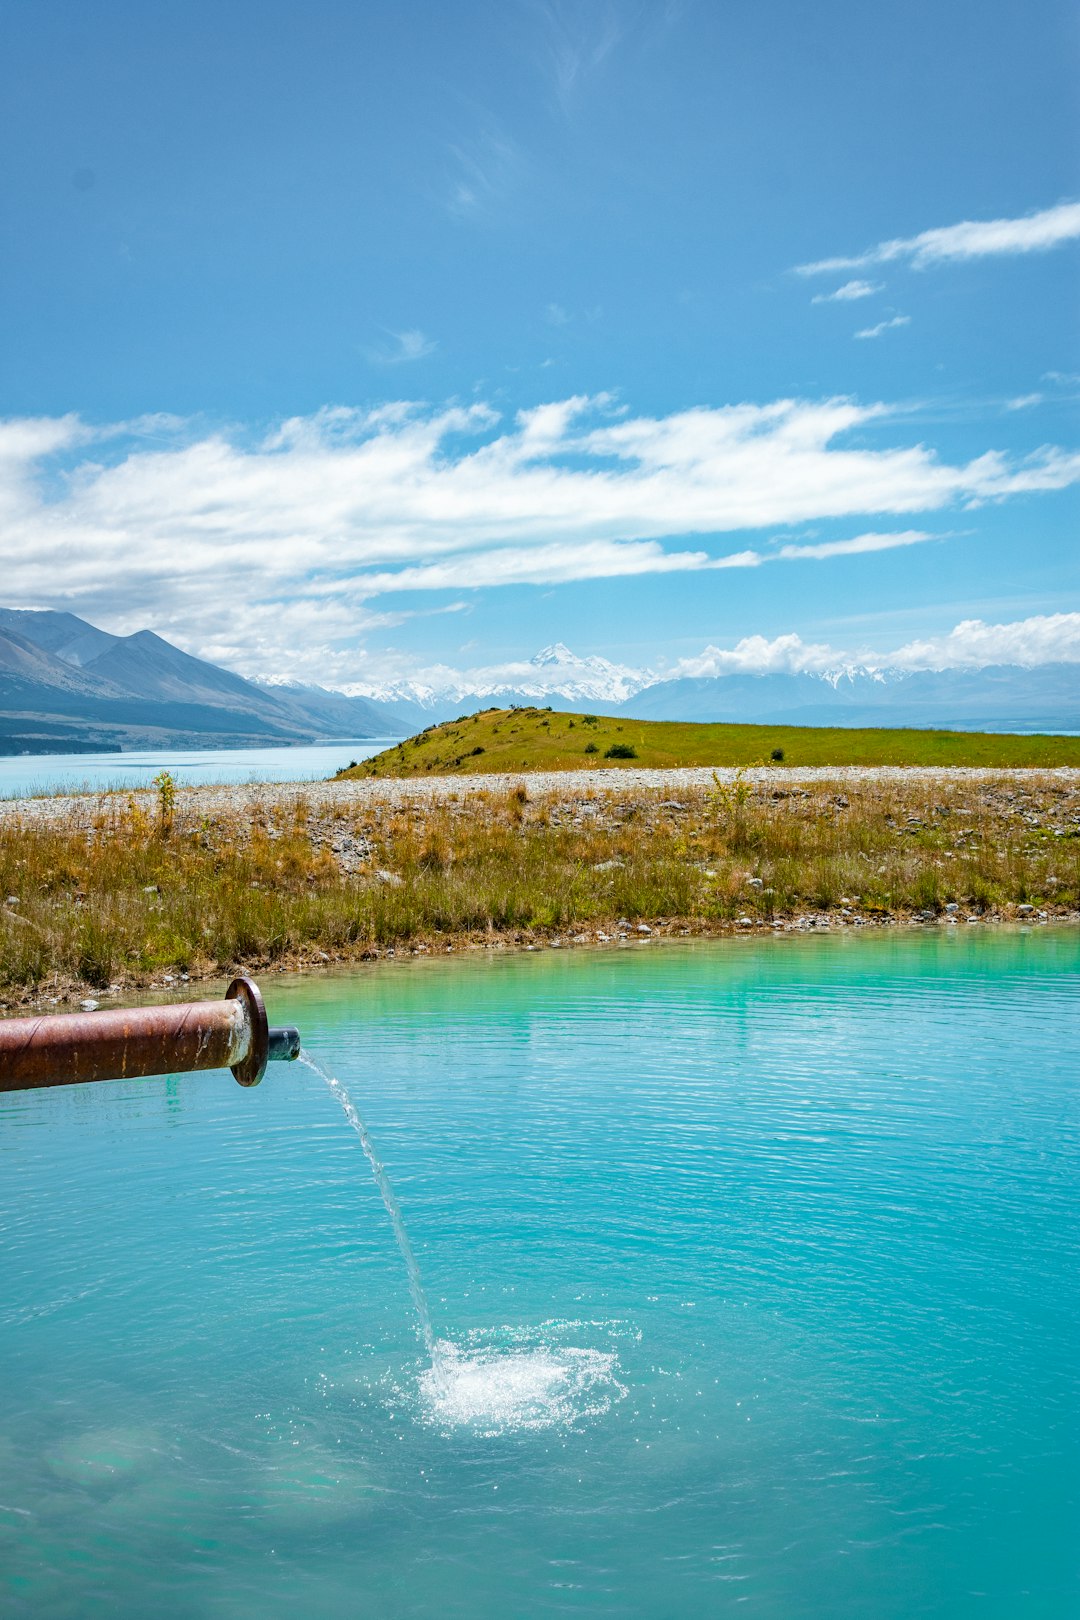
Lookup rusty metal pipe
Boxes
[0,977,300,1094]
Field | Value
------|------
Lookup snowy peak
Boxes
[337,645,655,709]
[530,642,578,667]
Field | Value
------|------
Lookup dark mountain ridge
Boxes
[0,609,404,753]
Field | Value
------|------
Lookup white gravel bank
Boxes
[2,764,1079,826]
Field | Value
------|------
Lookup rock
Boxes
[593,859,624,872]
[80,999,100,1011]
[746,877,763,889]
[635,923,652,934]
[375,869,404,887]
[737,916,753,926]
[944,902,959,913]
[1017,903,1034,915]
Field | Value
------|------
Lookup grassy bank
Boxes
[1,774,1077,1006]
[336,709,1080,778]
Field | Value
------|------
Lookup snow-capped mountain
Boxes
[337,643,656,712]
[323,641,1077,731]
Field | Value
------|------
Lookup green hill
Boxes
[335,708,1080,778]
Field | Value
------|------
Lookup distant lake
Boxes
[0,740,400,799]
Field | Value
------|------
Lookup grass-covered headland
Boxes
[1,769,1077,1007]
[336,708,1080,778]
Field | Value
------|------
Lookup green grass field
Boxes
[337,707,1080,778]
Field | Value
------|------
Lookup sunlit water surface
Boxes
[0,740,398,799]
[1,930,1077,1618]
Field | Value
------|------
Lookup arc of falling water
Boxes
[299,1051,444,1379]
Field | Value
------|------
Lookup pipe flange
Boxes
[226,976,269,1087]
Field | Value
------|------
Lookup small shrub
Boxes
[770,748,785,763]
[152,771,176,836]
[604,743,637,760]
[584,742,599,755]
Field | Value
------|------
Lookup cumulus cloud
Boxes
[669,613,1080,679]
[811,279,883,303]
[855,314,911,340]
[797,200,1080,276]
[1,393,1077,678]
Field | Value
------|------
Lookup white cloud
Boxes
[1,393,1077,678]
[881,613,1080,670]
[776,530,933,561]
[811,279,883,303]
[797,200,1080,276]
[669,613,1080,679]
[1005,393,1043,411]
[855,315,911,340]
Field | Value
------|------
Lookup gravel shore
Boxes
[4,763,1080,826]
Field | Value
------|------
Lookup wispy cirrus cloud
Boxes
[775,529,933,562]
[1,393,1077,676]
[444,119,520,216]
[533,0,624,109]
[367,328,437,365]
[855,314,911,340]
[797,199,1080,276]
[1006,393,1043,411]
[811,279,883,304]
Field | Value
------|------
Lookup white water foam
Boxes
[416,1330,627,1436]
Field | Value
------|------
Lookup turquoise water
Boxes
[0,740,399,799]
[1,930,1077,1617]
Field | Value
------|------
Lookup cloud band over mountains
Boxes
[0,393,1077,678]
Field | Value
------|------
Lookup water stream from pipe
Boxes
[299,1047,623,1432]
[298,1050,441,1368]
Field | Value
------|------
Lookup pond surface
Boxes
[1,930,1077,1618]
[0,740,399,799]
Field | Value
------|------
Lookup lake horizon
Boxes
[0,740,403,800]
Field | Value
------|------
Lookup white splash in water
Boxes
[416,1332,626,1436]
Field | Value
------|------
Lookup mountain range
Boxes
[345,642,1079,734]
[0,614,1076,754]
[0,609,411,754]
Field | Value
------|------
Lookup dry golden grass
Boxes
[1,774,1077,1004]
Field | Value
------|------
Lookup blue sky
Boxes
[1,0,1077,689]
